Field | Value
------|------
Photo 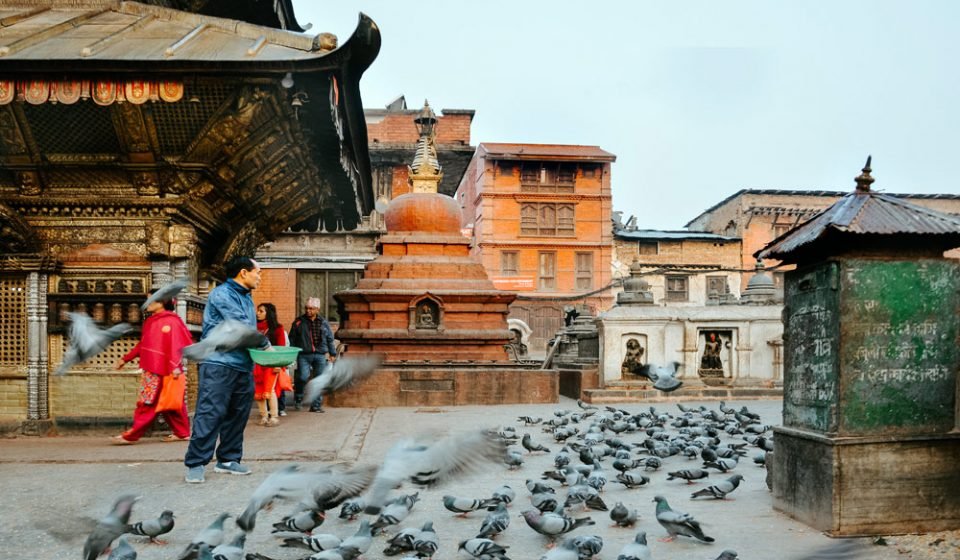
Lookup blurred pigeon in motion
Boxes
[792,539,871,559]
[459,537,511,559]
[477,502,510,538]
[715,550,739,560]
[56,313,133,376]
[372,492,420,533]
[363,429,506,514]
[616,531,652,560]
[521,509,595,541]
[141,279,187,310]
[692,474,744,500]
[297,464,378,514]
[667,469,710,484]
[280,533,341,553]
[209,532,244,560]
[443,495,498,516]
[518,416,543,425]
[570,535,603,559]
[237,464,333,532]
[271,509,324,534]
[522,433,551,453]
[302,355,383,405]
[637,362,683,392]
[176,512,230,560]
[106,535,137,560]
[382,525,420,556]
[84,494,138,560]
[182,319,267,362]
[413,521,438,558]
[652,495,714,543]
[540,537,580,560]
[609,502,638,527]
[125,509,174,543]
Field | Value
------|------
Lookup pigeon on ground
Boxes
[586,461,607,492]
[652,495,714,543]
[182,319,267,362]
[564,480,608,511]
[363,429,506,514]
[540,537,580,560]
[791,539,870,559]
[477,502,510,538]
[715,550,739,560]
[142,279,187,310]
[614,471,650,489]
[280,533,341,552]
[667,469,710,483]
[531,491,560,514]
[521,509,595,540]
[372,494,420,533]
[237,464,332,531]
[609,502,638,527]
[383,526,420,556]
[125,509,174,543]
[570,535,603,559]
[271,509,324,534]
[57,313,133,375]
[338,498,365,520]
[637,362,683,392]
[106,535,137,560]
[522,433,551,453]
[443,495,498,516]
[504,449,525,469]
[491,485,515,506]
[84,494,139,560]
[692,474,744,500]
[413,521,439,557]
[459,538,511,559]
[616,531,652,560]
[337,520,373,558]
[176,512,230,560]
[518,416,542,425]
[704,457,739,473]
[577,399,598,410]
[302,355,383,405]
[209,532,244,560]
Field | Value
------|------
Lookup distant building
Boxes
[455,143,617,354]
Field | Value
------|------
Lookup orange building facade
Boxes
[455,143,616,354]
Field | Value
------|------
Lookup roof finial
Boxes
[854,155,874,193]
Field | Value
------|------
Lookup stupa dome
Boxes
[384,192,463,234]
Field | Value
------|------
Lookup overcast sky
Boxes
[293,1,959,230]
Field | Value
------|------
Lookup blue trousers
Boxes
[295,353,327,408]
[184,363,253,468]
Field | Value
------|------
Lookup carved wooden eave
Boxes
[0,2,380,269]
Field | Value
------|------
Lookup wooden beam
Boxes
[0,9,109,57]
[246,36,267,57]
[164,24,207,58]
[80,14,155,57]
[0,7,50,28]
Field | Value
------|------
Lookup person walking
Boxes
[287,297,337,412]
[111,290,193,444]
[184,256,270,483]
[254,302,287,427]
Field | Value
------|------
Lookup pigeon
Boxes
[106,535,137,560]
[298,464,378,514]
[443,495,497,516]
[522,433,551,453]
[382,526,420,556]
[614,471,650,489]
[790,539,870,559]
[491,484,516,506]
[302,355,383,405]
[586,461,607,492]
[518,416,543,425]
[363,429,506,514]
[521,509,595,540]
[237,464,333,531]
[84,494,139,560]
[704,457,739,473]
[209,532,244,560]
[459,538,511,559]
[56,313,133,375]
[570,535,603,559]
[563,480,608,511]
[637,362,683,392]
[609,502,638,527]
[531,491,560,514]
[540,537,580,560]
[652,495,714,543]
[715,550,739,560]
[182,319,267,362]
[477,502,510,538]
[413,521,439,557]
[176,512,231,560]
[577,399,598,410]
[372,493,419,533]
[280,533,341,552]
[692,474,744,500]
[667,469,710,483]
[504,449,525,469]
[616,531,652,560]
[337,519,373,558]
[338,498,365,521]
[271,509,324,534]
[125,509,174,543]
[142,278,187,310]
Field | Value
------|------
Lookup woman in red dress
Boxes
[112,292,193,444]
[254,303,287,427]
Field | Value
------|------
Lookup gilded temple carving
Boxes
[0,107,27,155]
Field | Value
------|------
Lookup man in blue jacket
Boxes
[288,297,337,412]
[184,256,270,483]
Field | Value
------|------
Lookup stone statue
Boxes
[621,338,645,377]
[699,332,725,379]
[416,302,437,328]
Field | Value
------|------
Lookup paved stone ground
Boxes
[0,397,949,559]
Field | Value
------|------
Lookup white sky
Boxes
[293,1,960,229]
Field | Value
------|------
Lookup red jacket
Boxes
[122,310,194,375]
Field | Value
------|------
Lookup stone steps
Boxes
[583,384,782,403]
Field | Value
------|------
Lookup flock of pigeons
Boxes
[79,399,871,560]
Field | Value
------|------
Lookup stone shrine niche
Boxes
[698,329,733,382]
[412,297,440,330]
[620,333,648,380]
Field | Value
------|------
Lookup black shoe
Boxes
[310,407,325,413]
[294,400,302,411]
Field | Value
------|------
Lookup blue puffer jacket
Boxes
[200,279,267,371]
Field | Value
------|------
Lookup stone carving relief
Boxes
[413,297,440,330]
[620,336,648,379]
[187,87,268,162]
[17,170,42,196]
[132,171,160,196]
[0,202,39,253]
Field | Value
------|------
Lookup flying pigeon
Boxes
[209,532,244,560]
[56,313,133,375]
[176,512,230,560]
[182,319,267,362]
[236,464,334,532]
[609,502,638,527]
[652,495,714,543]
[458,538,511,559]
[692,474,744,500]
[84,494,138,560]
[302,355,383,405]
[637,362,683,392]
[363,429,506,514]
[125,509,174,543]
[142,279,187,310]
[106,535,137,560]
[616,531,652,560]
[297,464,378,514]
[477,502,510,538]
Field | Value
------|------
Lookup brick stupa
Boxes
[335,102,516,362]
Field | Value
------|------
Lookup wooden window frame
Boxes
[519,202,575,237]
[538,251,557,291]
[500,251,519,277]
[637,241,659,256]
[665,274,688,302]
[575,252,593,290]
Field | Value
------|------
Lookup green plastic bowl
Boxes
[249,346,301,367]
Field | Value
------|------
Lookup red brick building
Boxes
[455,143,616,354]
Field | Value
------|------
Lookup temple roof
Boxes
[478,143,616,162]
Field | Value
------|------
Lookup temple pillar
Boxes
[23,270,52,433]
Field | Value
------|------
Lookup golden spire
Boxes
[409,100,443,193]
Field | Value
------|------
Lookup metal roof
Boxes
[478,143,616,162]
[614,229,739,242]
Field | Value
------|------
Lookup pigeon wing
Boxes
[142,279,187,311]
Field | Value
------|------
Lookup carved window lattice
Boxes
[23,102,121,154]
[49,334,138,373]
[0,275,26,368]
[150,81,238,154]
